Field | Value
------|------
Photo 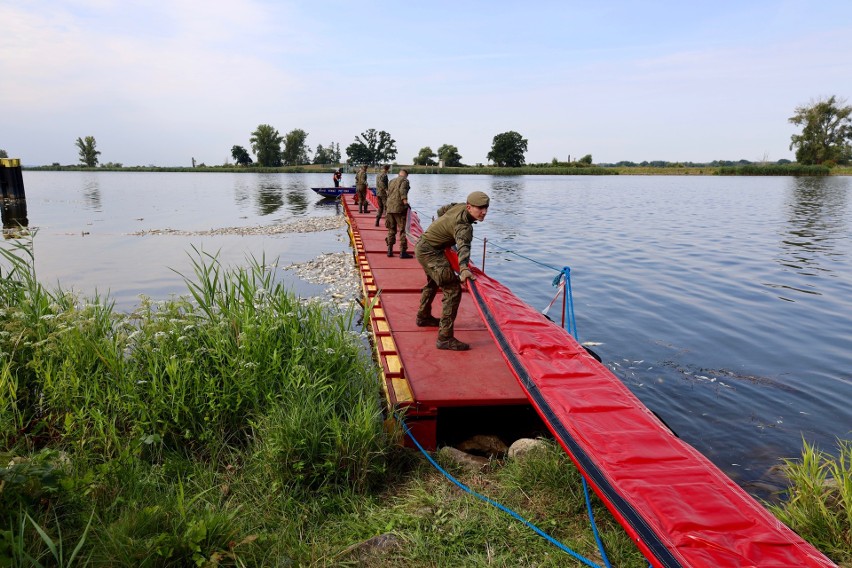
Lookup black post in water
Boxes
[0,158,27,200]
[1,158,29,235]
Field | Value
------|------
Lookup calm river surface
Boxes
[9,171,852,495]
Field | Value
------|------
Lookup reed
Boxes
[718,164,831,176]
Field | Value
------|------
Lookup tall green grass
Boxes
[1,238,390,563]
[769,439,851,565]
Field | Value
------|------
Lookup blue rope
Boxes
[552,267,579,340]
[398,415,603,568]
[583,477,614,568]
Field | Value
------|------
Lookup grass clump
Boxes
[769,439,852,565]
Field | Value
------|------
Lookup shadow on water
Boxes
[777,176,848,277]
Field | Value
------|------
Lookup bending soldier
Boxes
[414,191,490,351]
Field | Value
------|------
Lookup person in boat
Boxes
[333,169,342,187]
[414,191,489,351]
[385,169,411,259]
[355,164,369,213]
[374,164,390,226]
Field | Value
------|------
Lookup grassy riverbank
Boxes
[0,240,644,566]
[1,238,848,566]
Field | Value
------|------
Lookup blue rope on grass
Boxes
[583,477,613,568]
[398,415,604,568]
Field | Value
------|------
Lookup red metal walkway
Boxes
[343,193,528,448]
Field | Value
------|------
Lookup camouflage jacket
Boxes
[418,203,476,269]
[376,172,389,199]
[385,176,410,214]
[355,169,367,189]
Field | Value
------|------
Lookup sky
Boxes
[2,0,852,167]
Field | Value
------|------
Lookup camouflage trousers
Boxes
[385,211,408,252]
[375,195,386,221]
[415,241,461,340]
[356,186,368,212]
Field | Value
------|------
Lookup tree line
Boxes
[31,95,851,169]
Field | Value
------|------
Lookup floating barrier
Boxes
[344,190,836,567]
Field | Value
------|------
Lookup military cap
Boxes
[466,191,490,207]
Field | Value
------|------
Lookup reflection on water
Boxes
[1,199,29,238]
[256,177,284,216]
[489,177,526,196]
[83,175,101,210]
[285,188,309,215]
[778,177,848,278]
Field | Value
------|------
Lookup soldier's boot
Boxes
[375,217,380,226]
[436,337,470,351]
[399,250,412,259]
[387,245,393,257]
[416,314,440,327]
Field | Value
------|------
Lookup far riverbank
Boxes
[22,164,851,176]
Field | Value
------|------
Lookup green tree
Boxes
[313,142,341,164]
[281,129,311,166]
[578,154,593,165]
[75,136,101,167]
[487,131,528,167]
[250,124,283,167]
[330,142,341,164]
[0,149,8,159]
[313,144,328,164]
[437,144,462,167]
[231,145,253,166]
[346,129,397,165]
[789,96,852,165]
[413,146,437,166]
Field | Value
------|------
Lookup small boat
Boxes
[311,187,375,199]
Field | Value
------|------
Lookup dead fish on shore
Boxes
[127,215,346,237]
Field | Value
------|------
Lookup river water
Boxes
[8,171,852,496]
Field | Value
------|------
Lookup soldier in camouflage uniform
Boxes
[385,169,412,259]
[414,191,490,351]
[355,164,369,213]
[374,164,390,226]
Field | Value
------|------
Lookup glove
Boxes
[459,267,476,283]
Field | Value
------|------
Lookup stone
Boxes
[456,434,508,457]
[438,446,490,472]
[508,438,548,460]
